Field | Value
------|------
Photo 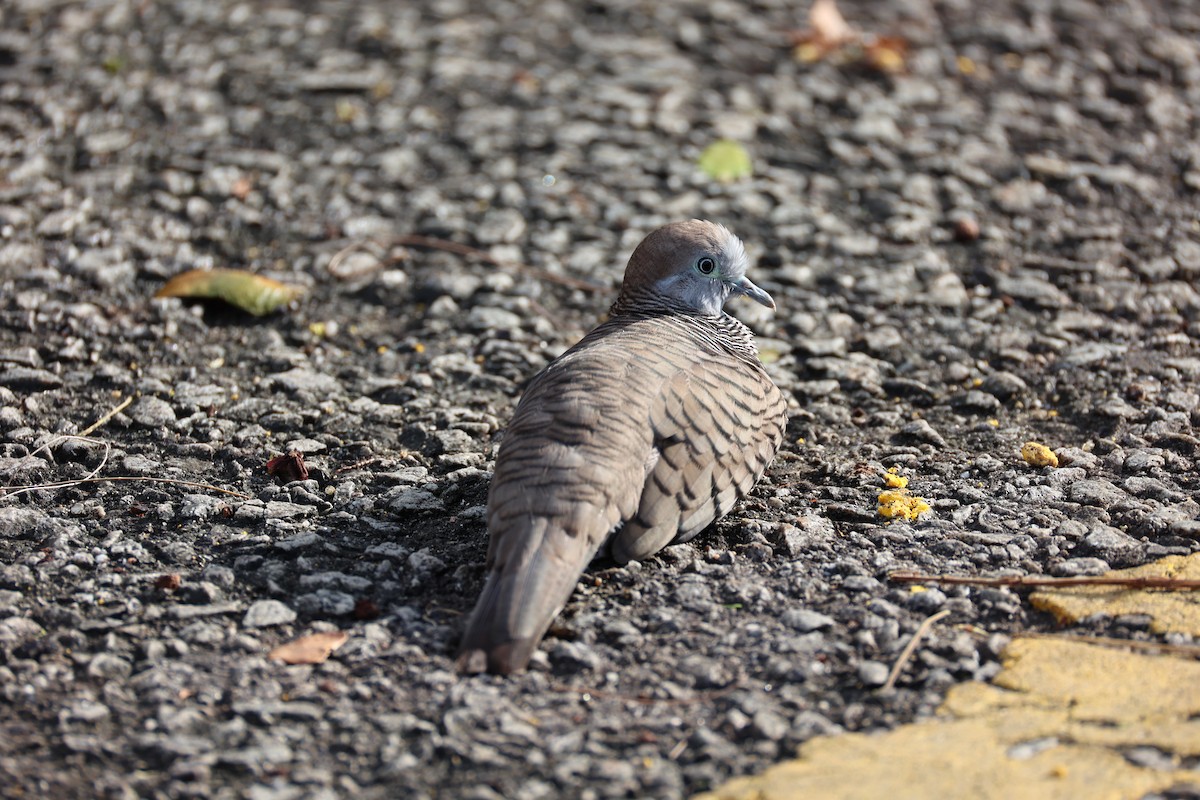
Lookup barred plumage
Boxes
[456,221,787,675]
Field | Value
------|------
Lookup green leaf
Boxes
[156,269,302,316]
[698,139,753,183]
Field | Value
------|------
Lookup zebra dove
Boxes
[456,220,787,675]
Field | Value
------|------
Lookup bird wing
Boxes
[458,334,657,673]
[609,355,787,563]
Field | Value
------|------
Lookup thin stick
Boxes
[889,571,1200,591]
[10,434,113,499]
[78,395,134,437]
[333,456,384,475]
[882,609,950,691]
[2,475,251,500]
[1020,632,1200,660]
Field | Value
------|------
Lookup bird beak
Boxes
[732,276,776,310]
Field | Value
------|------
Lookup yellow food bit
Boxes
[987,418,1000,427]
[308,321,327,337]
[1021,442,1059,468]
[794,42,823,63]
[413,342,425,354]
[883,467,908,489]
[868,45,906,74]
[956,55,976,75]
[878,489,931,521]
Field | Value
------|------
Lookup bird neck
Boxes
[609,287,721,320]
[606,291,763,367]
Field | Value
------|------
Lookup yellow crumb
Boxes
[878,489,931,521]
[1021,442,1059,468]
[883,467,909,489]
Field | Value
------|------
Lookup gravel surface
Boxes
[2,0,1200,798]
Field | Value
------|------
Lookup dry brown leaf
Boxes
[810,0,854,47]
[790,0,909,74]
[269,631,348,665]
[266,451,309,483]
[156,269,302,316]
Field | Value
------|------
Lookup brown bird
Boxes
[456,220,787,675]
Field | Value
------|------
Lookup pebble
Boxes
[242,600,297,628]
[780,608,835,632]
[857,661,891,687]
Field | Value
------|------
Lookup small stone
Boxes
[128,396,177,427]
[781,608,835,632]
[1067,479,1124,507]
[953,216,980,241]
[0,367,62,390]
[906,588,947,613]
[88,653,133,679]
[1050,558,1111,577]
[751,709,790,741]
[386,487,444,513]
[270,368,343,396]
[857,660,890,686]
[549,640,602,671]
[263,501,317,520]
[0,616,46,645]
[242,600,296,628]
[466,306,523,332]
[293,590,356,616]
[0,508,45,539]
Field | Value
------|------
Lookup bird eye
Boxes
[696,257,716,275]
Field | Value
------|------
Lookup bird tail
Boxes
[456,518,590,675]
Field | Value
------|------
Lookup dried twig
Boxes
[882,609,950,691]
[3,433,114,501]
[333,456,385,475]
[3,474,252,500]
[328,234,607,293]
[2,395,252,502]
[1021,632,1200,660]
[888,571,1200,591]
[79,395,133,437]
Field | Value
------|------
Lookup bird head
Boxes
[619,220,775,316]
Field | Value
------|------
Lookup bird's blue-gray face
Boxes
[653,226,775,316]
